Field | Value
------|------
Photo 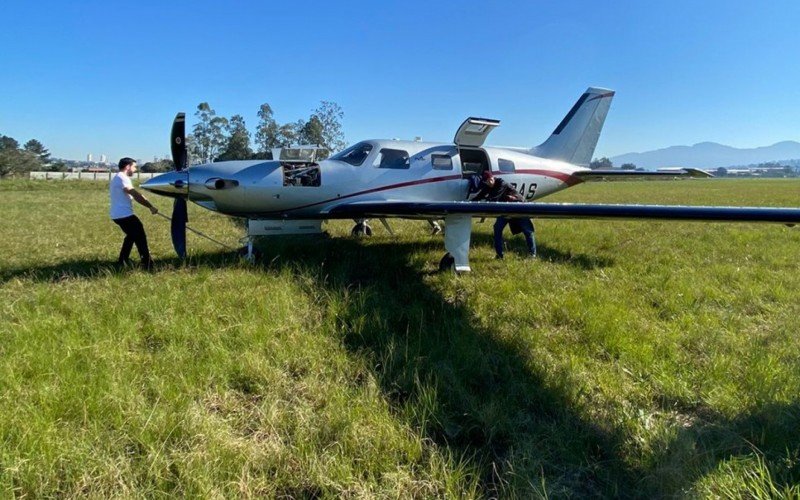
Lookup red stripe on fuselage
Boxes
[273,170,579,214]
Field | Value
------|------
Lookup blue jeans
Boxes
[494,217,535,257]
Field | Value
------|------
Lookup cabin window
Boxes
[431,154,453,170]
[374,148,410,169]
[498,158,515,173]
[330,142,373,166]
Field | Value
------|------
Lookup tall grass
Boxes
[1,178,798,497]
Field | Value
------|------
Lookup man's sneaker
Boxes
[495,254,504,260]
[528,252,537,259]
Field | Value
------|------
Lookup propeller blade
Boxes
[170,112,188,259]
[171,197,188,259]
[171,112,187,171]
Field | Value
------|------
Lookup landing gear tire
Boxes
[351,222,373,237]
[438,252,455,272]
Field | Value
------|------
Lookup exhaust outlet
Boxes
[205,178,240,190]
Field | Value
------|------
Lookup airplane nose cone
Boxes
[141,171,189,196]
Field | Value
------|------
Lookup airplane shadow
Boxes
[246,236,632,496]
[469,232,616,270]
[4,236,797,496]
[0,232,610,285]
[239,236,800,496]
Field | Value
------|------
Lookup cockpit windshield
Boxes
[330,142,373,166]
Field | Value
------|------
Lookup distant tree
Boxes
[715,167,728,176]
[141,159,175,173]
[0,149,17,177]
[185,135,198,164]
[620,163,636,170]
[251,149,274,160]
[310,101,346,152]
[298,115,324,146]
[23,139,50,164]
[276,121,301,147]
[46,161,68,172]
[0,135,19,151]
[590,157,613,170]
[254,103,280,153]
[0,148,40,177]
[190,103,228,163]
[218,115,253,161]
[0,133,43,176]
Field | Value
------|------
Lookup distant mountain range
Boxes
[609,141,800,169]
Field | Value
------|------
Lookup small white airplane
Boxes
[142,87,800,271]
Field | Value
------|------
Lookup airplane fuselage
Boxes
[145,139,586,219]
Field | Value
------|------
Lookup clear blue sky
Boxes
[1,0,798,162]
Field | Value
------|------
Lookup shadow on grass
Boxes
[0,232,611,285]
[248,235,633,496]
[251,236,799,497]
[3,235,797,496]
[637,399,800,495]
[0,255,220,284]
[470,232,616,270]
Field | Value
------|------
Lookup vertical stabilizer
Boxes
[530,87,614,167]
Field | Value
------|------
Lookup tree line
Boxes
[0,136,54,177]
[186,100,346,166]
[0,100,346,177]
[589,157,637,170]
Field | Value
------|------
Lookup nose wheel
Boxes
[351,219,373,237]
[238,237,262,262]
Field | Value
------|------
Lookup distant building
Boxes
[87,153,93,162]
[100,154,107,163]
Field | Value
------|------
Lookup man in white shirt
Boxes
[110,157,159,269]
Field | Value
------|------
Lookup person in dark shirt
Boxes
[472,170,536,260]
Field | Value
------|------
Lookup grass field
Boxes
[1,178,799,498]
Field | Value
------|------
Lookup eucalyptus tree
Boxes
[190,103,228,163]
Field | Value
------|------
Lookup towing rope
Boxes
[156,213,237,251]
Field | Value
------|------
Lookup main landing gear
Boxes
[351,219,373,237]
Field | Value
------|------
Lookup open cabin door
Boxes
[453,117,500,148]
[455,117,499,178]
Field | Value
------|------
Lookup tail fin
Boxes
[530,87,615,167]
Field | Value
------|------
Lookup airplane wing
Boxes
[574,168,712,181]
[326,201,800,224]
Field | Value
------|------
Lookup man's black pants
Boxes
[113,215,152,266]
